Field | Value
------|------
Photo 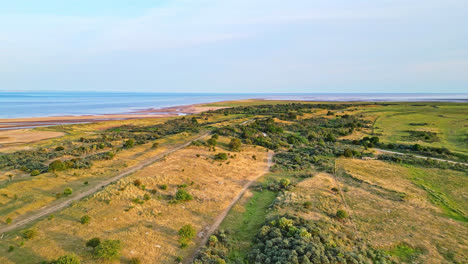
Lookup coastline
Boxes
[0,103,227,131]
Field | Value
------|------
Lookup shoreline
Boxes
[0,103,228,131]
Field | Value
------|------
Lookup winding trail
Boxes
[0,133,209,235]
[185,151,273,264]
[374,148,468,166]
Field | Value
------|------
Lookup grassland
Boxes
[0,100,466,264]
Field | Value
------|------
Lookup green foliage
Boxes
[143,193,151,201]
[214,153,228,161]
[228,138,242,151]
[6,217,12,224]
[123,139,135,149]
[336,209,348,220]
[387,242,424,262]
[207,137,217,147]
[50,254,80,264]
[279,179,290,188]
[55,146,65,151]
[178,224,196,244]
[48,160,67,172]
[80,215,91,224]
[86,237,101,248]
[129,257,141,264]
[93,240,122,261]
[152,142,159,149]
[343,148,353,157]
[248,215,392,264]
[175,189,193,201]
[8,245,14,252]
[303,201,312,209]
[63,188,73,196]
[22,228,38,240]
[30,170,40,176]
[159,184,168,190]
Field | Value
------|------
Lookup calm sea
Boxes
[0,92,466,119]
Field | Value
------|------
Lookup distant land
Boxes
[1,91,467,119]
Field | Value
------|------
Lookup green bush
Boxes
[63,188,73,196]
[30,170,40,176]
[175,189,193,201]
[143,194,151,201]
[214,153,228,161]
[279,178,290,188]
[93,240,122,261]
[86,237,101,248]
[6,217,12,224]
[207,137,217,147]
[50,254,80,264]
[8,245,14,252]
[80,215,91,225]
[343,148,353,157]
[48,160,67,172]
[129,257,141,264]
[123,139,135,149]
[178,224,196,243]
[22,228,38,240]
[160,184,168,190]
[303,201,312,209]
[55,146,65,151]
[152,142,159,149]
[228,138,242,151]
[336,209,348,220]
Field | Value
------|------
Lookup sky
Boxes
[1,0,467,93]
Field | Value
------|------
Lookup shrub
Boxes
[211,134,219,140]
[207,137,217,147]
[178,224,196,242]
[303,201,312,209]
[123,139,135,149]
[23,228,38,240]
[143,194,151,201]
[55,146,65,151]
[152,142,159,149]
[279,178,290,188]
[6,217,12,224]
[228,138,242,151]
[343,148,353,157]
[8,245,14,252]
[86,237,101,248]
[160,184,168,190]
[63,188,73,196]
[336,209,348,220]
[133,179,142,187]
[93,240,122,261]
[175,189,193,201]
[30,170,40,176]
[80,215,91,224]
[48,160,67,172]
[129,258,141,264]
[214,153,228,161]
[50,254,80,264]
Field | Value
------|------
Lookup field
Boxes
[0,101,466,264]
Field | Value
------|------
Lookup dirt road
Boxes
[185,151,273,264]
[0,133,209,235]
[375,148,468,166]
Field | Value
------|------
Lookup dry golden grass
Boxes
[0,129,65,151]
[0,138,269,264]
[283,159,468,263]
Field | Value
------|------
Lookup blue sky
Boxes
[1,0,467,93]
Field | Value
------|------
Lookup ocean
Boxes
[0,91,467,119]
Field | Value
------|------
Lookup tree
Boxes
[228,138,242,151]
[80,215,91,224]
[50,254,80,264]
[93,240,122,261]
[48,160,67,172]
[123,139,135,149]
[175,189,193,201]
[86,237,101,248]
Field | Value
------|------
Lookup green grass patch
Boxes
[387,242,423,263]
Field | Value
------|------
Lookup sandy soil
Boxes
[0,129,65,150]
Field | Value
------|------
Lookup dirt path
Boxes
[374,148,468,166]
[185,151,273,264]
[0,133,209,235]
